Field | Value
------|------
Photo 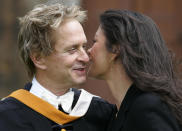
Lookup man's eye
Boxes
[68,48,77,54]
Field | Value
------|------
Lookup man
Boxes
[0,3,116,131]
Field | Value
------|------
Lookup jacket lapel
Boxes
[114,84,141,131]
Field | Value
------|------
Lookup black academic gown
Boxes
[109,84,181,131]
[0,83,116,131]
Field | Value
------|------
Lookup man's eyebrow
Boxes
[65,44,78,49]
[64,43,80,49]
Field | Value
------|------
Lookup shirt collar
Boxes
[30,77,74,113]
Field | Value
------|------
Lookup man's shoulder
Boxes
[79,88,115,107]
[0,97,26,125]
[80,89,117,114]
[0,83,32,113]
[0,82,32,113]
[79,89,117,125]
[92,96,115,107]
[91,96,117,118]
[0,97,22,113]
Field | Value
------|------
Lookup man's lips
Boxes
[73,67,86,73]
[73,66,86,70]
[73,68,85,71]
[72,67,86,76]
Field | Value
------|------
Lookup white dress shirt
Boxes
[30,77,74,113]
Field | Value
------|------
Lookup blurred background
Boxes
[1,0,182,104]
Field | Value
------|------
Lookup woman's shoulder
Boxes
[125,85,166,111]
[131,91,168,111]
[134,92,162,106]
[125,90,181,131]
[127,90,176,121]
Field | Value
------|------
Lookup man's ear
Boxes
[30,53,47,70]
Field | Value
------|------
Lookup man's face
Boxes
[42,19,89,87]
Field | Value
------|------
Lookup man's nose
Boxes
[78,48,89,62]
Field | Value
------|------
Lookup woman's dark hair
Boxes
[100,9,182,126]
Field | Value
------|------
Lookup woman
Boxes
[88,10,182,131]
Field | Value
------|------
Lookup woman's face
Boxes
[87,26,115,79]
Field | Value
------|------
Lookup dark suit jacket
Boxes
[109,84,181,131]
[0,83,116,131]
